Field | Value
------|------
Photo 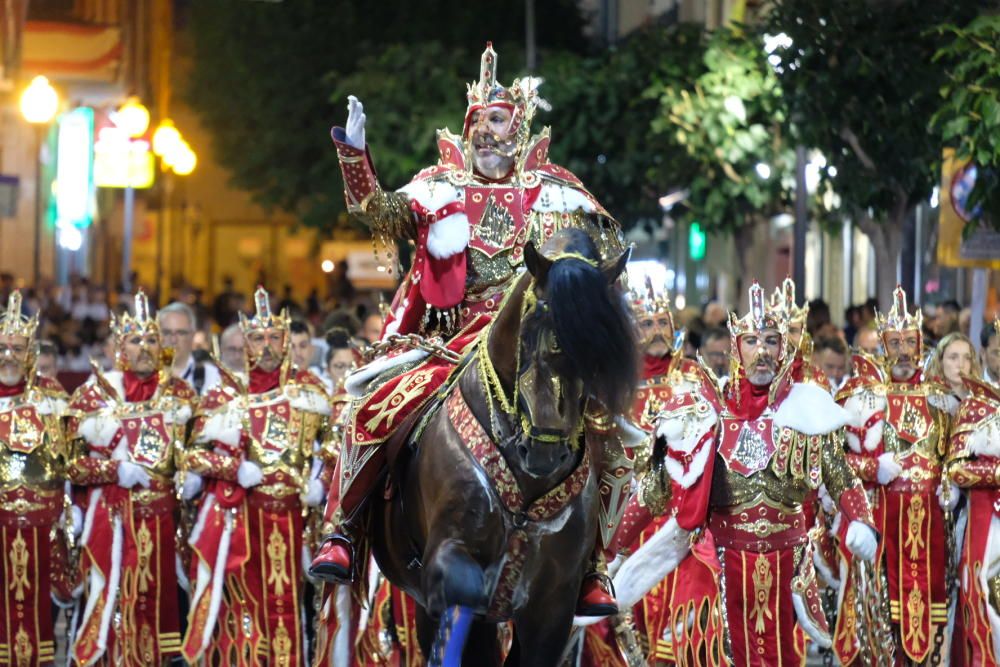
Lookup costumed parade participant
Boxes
[181,286,331,666]
[67,290,196,666]
[615,281,878,666]
[582,279,724,666]
[946,317,1000,665]
[310,41,628,617]
[836,286,955,665]
[0,291,72,667]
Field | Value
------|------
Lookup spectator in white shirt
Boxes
[158,301,220,395]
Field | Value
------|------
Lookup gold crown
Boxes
[0,290,38,340]
[463,42,550,150]
[111,290,159,339]
[875,285,922,335]
[769,277,808,324]
[629,276,673,319]
[729,280,787,337]
[239,286,289,333]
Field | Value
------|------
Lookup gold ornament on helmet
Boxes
[0,290,38,341]
[729,280,787,339]
[110,290,159,340]
[239,286,290,334]
[462,42,551,160]
[769,277,808,326]
[628,276,673,320]
[875,285,922,335]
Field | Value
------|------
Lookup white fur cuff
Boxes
[426,213,470,259]
[197,410,242,448]
[78,415,121,449]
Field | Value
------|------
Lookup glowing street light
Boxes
[20,76,59,124]
[321,260,335,273]
[152,119,182,159]
[170,141,197,176]
[117,96,150,138]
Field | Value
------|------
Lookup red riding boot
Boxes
[576,572,619,617]
[309,534,355,583]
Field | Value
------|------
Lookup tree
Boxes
[646,26,793,278]
[765,0,980,306]
[932,13,1000,232]
[183,0,588,232]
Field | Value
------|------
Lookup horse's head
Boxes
[498,228,637,478]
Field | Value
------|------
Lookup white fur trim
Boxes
[427,213,471,259]
[176,553,190,593]
[78,414,121,449]
[615,416,647,449]
[181,472,203,501]
[842,393,886,453]
[813,546,840,589]
[196,407,242,447]
[980,514,1000,659]
[201,506,233,650]
[969,419,1000,458]
[237,460,263,488]
[398,178,463,212]
[93,515,123,657]
[929,393,960,416]
[305,478,325,507]
[164,403,192,425]
[286,386,333,416]
[383,302,407,338]
[533,182,597,214]
[656,402,718,489]
[793,579,832,648]
[333,585,352,667]
[33,395,67,416]
[612,517,690,609]
[774,383,851,435]
[344,348,430,398]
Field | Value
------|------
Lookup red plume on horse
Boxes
[362,228,637,665]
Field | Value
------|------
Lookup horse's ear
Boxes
[601,245,632,284]
[524,242,552,283]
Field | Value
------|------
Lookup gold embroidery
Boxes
[473,194,516,250]
[14,625,32,667]
[750,555,774,634]
[136,520,154,593]
[899,399,929,442]
[11,412,41,452]
[364,371,434,433]
[272,617,292,667]
[8,530,29,601]
[732,518,792,539]
[904,588,926,645]
[266,524,290,597]
[905,497,926,560]
[140,624,155,664]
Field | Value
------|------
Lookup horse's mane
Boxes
[539,230,638,416]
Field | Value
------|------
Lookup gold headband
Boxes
[548,251,599,267]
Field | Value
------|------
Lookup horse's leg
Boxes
[422,537,488,617]
[506,589,577,667]
[416,605,437,659]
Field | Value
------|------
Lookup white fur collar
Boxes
[842,393,886,453]
[345,349,429,398]
[969,418,1000,458]
[533,182,596,214]
[284,384,332,416]
[656,400,718,489]
[773,382,851,436]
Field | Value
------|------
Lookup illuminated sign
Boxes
[93,125,154,188]
[55,107,95,229]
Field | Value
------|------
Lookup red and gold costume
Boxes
[182,287,330,666]
[616,282,876,667]
[0,291,72,667]
[583,280,724,666]
[836,287,954,664]
[313,43,626,618]
[947,367,1000,664]
[67,291,196,666]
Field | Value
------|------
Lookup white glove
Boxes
[937,482,960,511]
[237,460,263,489]
[845,521,878,562]
[117,461,151,489]
[70,504,84,538]
[305,478,325,507]
[181,472,204,501]
[876,453,902,485]
[344,95,366,149]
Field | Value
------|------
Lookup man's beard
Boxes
[254,348,282,371]
[746,352,776,386]
[0,364,23,386]
[644,335,669,355]
[890,357,915,380]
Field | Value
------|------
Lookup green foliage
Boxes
[541,24,707,227]
[183,0,588,232]
[932,13,1000,230]
[647,26,791,235]
[764,0,979,223]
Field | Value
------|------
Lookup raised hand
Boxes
[344,95,366,149]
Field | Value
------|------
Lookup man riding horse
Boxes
[309,42,629,617]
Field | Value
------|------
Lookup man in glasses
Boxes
[158,301,220,395]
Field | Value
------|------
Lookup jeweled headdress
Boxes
[729,280,787,338]
[875,285,922,335]
[462,42,550,153]
[769,277,808,325]
[111,290,159,339]
[629,277,673,321]
[239,286,289,334]
[0,290,38,341]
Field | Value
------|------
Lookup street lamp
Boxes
[20,75,59,285]
[150,119,196,301]
[116,97,149,293]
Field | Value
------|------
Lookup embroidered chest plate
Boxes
[120,413,171,466]
[719,417,777,477]
[464,186,529,259]
[0,406,45,454]
[886,392,932,446]
[247,399,293,466]
[632,382,673,433]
